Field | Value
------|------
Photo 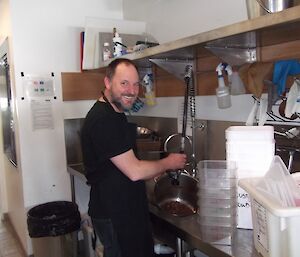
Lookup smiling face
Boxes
[104,62,140,112]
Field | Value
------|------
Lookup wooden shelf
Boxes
[98,5,300,68]
[62,5,300,100]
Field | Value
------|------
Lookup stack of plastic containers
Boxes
[225,126,275,229]
[197,160,237,245]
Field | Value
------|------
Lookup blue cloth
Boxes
[272,60,300,96]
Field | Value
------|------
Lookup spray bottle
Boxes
[142,73,156,106]
[228,67,246,95]
[216,63,231,109]
[112,27,123,57]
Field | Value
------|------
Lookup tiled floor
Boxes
[0,218,25,257]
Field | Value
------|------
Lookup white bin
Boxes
[239,176,300,257]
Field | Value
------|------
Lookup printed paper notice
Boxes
[253,199,269,252]
[31,99,54,130]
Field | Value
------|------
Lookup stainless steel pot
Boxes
[246,0,294,19]
[154,172,198,217]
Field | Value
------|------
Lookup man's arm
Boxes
[110,149,186,181]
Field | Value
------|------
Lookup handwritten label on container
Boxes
[237,186,253,229]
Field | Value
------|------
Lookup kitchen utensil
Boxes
[258,97,268,126]
[154,172,198,217]
[274,127,300,139]
[264,79,279,112]
[279,96,298,120]
[285,78,300,117]
[246,99,259,125]
[285,80,299,118]
[292,79,300,114]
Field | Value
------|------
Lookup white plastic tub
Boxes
[225,126,274,141]
[226,141,275,155]
[239,177,300,257]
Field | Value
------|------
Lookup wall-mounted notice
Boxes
[31,99,54,130]
[23,74,55,98]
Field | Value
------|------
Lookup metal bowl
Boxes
[154,172,198,217]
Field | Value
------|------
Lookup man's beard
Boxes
[110,92,135,112]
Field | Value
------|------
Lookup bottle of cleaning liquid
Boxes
[112,27,123,58]
[216,63,231,109]
[142,73,156,106]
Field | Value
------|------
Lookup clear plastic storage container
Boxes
[199,225,236,245]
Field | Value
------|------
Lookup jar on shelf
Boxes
[103,42,112,61]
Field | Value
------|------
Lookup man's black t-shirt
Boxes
[81,100,154,257]
[81,100,148,217]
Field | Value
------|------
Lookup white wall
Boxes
[0,0,28,251]
[123,0,248,44]
[1,0,124,254]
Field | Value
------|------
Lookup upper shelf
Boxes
[89,5,300,72]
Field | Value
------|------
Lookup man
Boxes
[81,58,186,257]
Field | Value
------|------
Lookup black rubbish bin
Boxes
[27,201,81,257]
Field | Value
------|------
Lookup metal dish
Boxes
[154,172,198,217]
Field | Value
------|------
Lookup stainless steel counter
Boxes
[146,179,258,257]
[67,164,259,257]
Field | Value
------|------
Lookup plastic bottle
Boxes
[103,42,111,62]
[142,73,156,106]
[216,63,231,109]
[228,70,246,95]
[112,27,123,58]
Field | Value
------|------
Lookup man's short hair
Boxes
[105,58,138,80]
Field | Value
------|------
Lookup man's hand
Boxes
[164,153,187,170]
